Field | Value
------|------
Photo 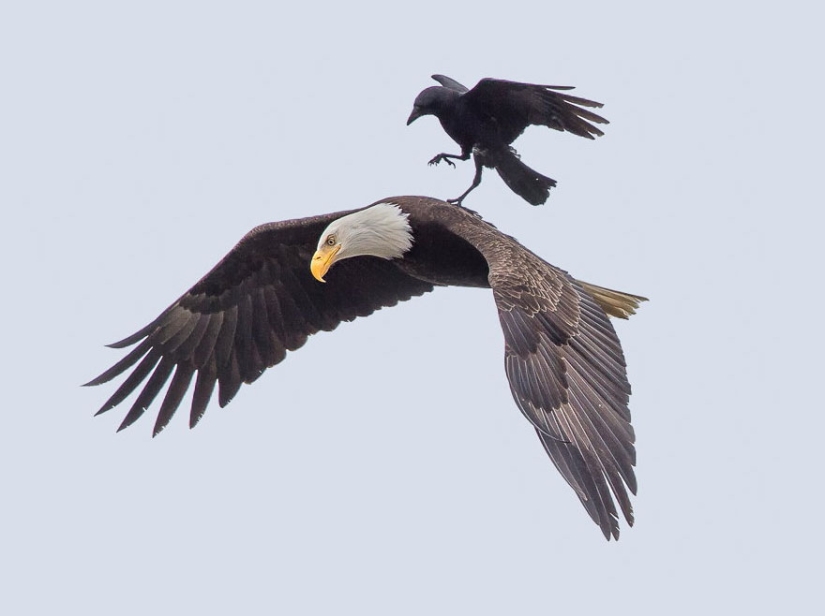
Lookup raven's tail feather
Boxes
[491,148,556,206]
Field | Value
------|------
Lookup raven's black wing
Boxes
[463,78,609,144]
[431,74,470,93]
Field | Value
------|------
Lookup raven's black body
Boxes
[408,76,609,205]
[87,196,644,540]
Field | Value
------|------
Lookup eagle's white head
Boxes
[311,203,414,282]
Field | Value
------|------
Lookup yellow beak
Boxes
[310,244,341,282]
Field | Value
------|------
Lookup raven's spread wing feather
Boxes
[463,78,609,144]
[486,245,636,540]
[431,74,469,93]
[86,211,434,435]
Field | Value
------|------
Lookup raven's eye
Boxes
[326,235,336,246]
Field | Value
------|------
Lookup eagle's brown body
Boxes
[88,196,645,540]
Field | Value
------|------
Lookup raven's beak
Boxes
[406,107,423,125]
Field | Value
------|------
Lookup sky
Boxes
[2,1,823,614]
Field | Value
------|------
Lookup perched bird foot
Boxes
[428,154,456,168]
[446,196,465,206]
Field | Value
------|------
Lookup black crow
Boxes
[407,75,609,206]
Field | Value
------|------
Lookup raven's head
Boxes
[407,86,458,124]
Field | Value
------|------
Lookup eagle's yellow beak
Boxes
[310,244,341,282]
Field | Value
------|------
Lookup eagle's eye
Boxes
[326,235,336,247]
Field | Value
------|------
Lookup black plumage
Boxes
[86,196,646,540]
[407,75,609,205]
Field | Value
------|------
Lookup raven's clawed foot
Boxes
[428,154,456,168]
[446,196,465,206]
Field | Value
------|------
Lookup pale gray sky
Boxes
[2,1,823,614]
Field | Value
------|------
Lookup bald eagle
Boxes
[407,75,609,205]
[87,196,646,540]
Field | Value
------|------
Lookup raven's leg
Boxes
[428,152,470,167]
[447,155,484,206]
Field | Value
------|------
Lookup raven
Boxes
[407,75,609,206]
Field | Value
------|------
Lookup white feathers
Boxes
[318,202,414,261]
